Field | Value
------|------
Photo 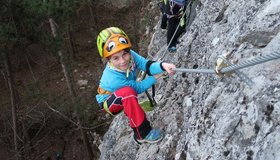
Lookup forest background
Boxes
[0,0,158,159]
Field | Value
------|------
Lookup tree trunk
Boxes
[66,24,77,60]
[25,52,37,82]
[2,48,21,160]
[49,18,95,160]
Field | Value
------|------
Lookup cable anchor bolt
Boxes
[215,54,234,77]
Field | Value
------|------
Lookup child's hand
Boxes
[162,63,176,75]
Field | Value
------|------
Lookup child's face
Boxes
[109,50,131,71]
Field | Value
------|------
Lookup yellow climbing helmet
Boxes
[97,27,132,58]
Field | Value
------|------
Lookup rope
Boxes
[173,52,280,74]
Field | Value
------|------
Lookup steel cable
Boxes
[221,52,280,73]
[173,52,280,74]
[172,68,215,74]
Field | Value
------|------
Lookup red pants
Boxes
[102,86,151,140]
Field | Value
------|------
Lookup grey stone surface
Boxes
[99,0,280,159]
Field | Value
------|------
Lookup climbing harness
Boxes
[169,0,185,18]
[137,68,157,112]
[172,52,280,86]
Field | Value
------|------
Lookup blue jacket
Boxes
[96,50,165,104]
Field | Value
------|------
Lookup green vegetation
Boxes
[0,0,88,44]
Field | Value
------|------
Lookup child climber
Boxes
[96,27,176,144]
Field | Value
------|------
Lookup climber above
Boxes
[160,0,187,53]
[96,27,176,144]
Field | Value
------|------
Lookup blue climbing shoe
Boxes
[168,46,177,53]
[137,129,163,144]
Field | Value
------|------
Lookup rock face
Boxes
[94,0,139,11]
[99,0,280,159]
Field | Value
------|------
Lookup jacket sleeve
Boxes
[163,0,171,15]
[130,50,165,75]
